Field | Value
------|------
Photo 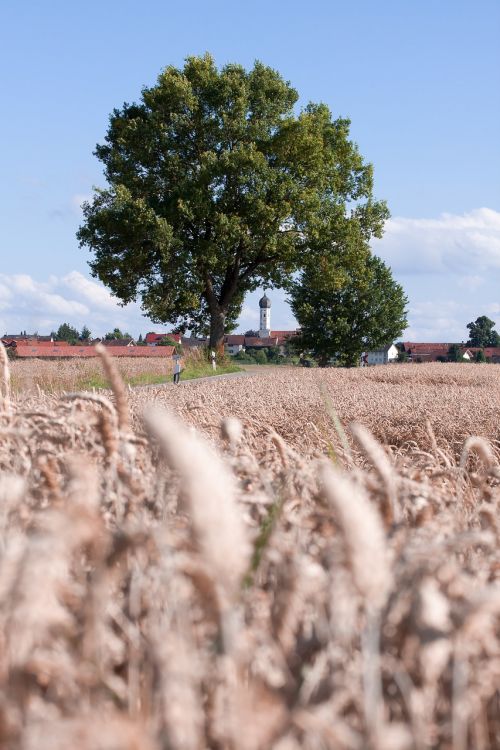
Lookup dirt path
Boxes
[177,364,296,384]
[131,364,295,390]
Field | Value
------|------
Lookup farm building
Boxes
[402,342,454,362]
[224,335,246,355]
[364,344,399,365]
[145,332,182,345]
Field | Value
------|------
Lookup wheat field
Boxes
[1,346,499,749]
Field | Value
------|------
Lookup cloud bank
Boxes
[0,272,150,338]
[2,208,499,342]
[373,207,500,275]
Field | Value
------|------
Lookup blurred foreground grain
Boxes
[1,353,499,749]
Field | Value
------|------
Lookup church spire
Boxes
[259,291,271,337]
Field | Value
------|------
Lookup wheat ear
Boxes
[0,341,11,414]
[145,407,250,602]
[95,343,130,432]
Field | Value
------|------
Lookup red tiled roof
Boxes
[467,347,500,357]
[244,336,279,347]
[22,340,69,347]
[270,330,298,338]
[403,342,500,361]
[2,337,69,345]
[3,335,35,340]
[145,332,182,344]
[224,335,245,345]
[403,342,454,352]
[13,346,175,358]
[2,337,37,346]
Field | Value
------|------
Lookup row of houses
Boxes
[1,335,176,359]
[5,333,495,365]
[359,341,500,366]
[401,342,500,363]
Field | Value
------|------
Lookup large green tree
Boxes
[466,316,500,347]
[447,343,463,362]
[55,323,80,343]
[77,54,388,350]
[104,328,132,340]
[289,240,408,366]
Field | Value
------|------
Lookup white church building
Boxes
[224,293,299,355]
[258,292,272,337]
[224,292,399,364]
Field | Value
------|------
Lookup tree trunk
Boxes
[209,308,226,355]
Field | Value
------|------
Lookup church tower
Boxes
[259,292,271,338]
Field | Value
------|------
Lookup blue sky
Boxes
[1,0,499,340]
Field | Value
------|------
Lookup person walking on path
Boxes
[172,354,182,384]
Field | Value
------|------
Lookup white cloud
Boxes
[62,271,122,310]
[457,274,484,291]
[401,300,466,342]
[373,208,500,274]
[0,271,150,338]
[485,303,500,315]
[239,305,260,323]
[4,275,89,316]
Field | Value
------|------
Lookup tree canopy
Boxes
[289,240,408,367]
[55,323,80,343]
[466,316,500,347]
[104,328,132,340]
[77,54,388,349]
[447,344,463,362]
[158,336,181,351]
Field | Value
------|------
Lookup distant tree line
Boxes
[50,324,135,343]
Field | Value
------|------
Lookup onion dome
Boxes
[259,293,271,309]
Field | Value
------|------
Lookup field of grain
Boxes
[8,348,240,393]
[1,347,499,749]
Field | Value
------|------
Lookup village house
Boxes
[365,344,399,365]
[460,347,500,362]
[224,335,246,355]
[145,332,182,345]
[2,335,56,349]
[399,342,500,363]
[402,342,453,362]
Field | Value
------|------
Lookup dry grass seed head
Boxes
[0,341,11,415]
[145,408,250,602]
[95,343,130,432]
[320,463,391,611]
